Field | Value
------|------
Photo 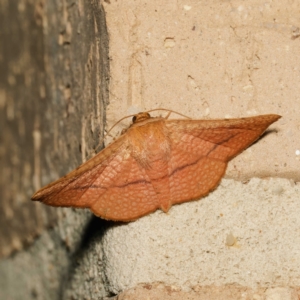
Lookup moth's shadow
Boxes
[253,128,278,144]
[61,215,122,298]
[77,215,111,250]
[77,217,127,250]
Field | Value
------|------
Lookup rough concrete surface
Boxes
[0,209,105,300]
[0,0,109,259]
[111,284,300,300]
[101,1,300,297]
[102,178,300,294]
[1,0,110,298]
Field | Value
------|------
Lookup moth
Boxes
[32,111,281,221]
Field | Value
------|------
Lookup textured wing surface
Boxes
[32,114,280,221]
[89,154,162,221]
[32,136,161,221]
[164,114,280,205]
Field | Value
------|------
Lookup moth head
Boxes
[132,112,151,124]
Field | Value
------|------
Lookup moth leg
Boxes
[164,111,172,119]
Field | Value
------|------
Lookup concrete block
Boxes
[102,178,300,294]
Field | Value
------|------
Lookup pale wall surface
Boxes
[105,0,299,180]
[103,178,300,294]
[115,284,300,300]
[103,0,300,298]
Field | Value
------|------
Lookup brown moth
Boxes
[32,112,281,221]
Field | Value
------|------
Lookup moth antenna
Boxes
[92,113,138,155]
[144,108,192,119]
[92,109,191,156]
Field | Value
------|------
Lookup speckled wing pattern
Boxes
[31,134,129,207]
[32,134,163,221]
[32,113,280,221]
[164,115,281,206]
